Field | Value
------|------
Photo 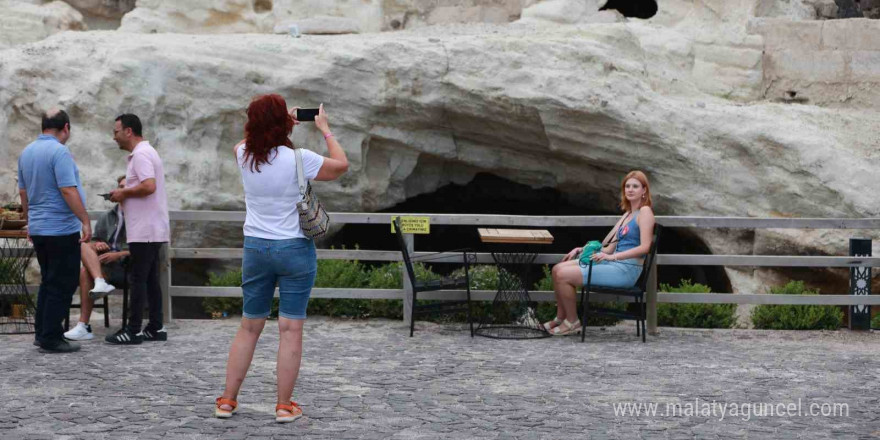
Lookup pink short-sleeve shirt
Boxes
[123,141,170,243]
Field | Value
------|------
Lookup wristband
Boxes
[323,132,334,139]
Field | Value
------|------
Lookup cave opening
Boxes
[599,0,658,19]
[328,173,732,293]
[254,0,273,13]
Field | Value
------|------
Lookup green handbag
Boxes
[578,240,604,267]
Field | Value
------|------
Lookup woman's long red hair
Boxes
[242,94,294,172]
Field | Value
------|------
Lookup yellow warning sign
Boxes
[391,216,430,234]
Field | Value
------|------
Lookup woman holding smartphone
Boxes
[215,95,348,422]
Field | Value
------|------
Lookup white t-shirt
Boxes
[236,145,325,240]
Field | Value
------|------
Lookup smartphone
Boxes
[99,193,112,201]
[296,108,319,122]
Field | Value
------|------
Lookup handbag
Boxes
[577,212,628,267]
[578,240,604,267]
[294,148,330,239]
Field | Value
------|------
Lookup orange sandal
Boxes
[275,401,302,423]
[215,397,238,418]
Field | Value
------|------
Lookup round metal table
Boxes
[474,228,554,340]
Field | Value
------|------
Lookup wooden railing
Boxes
[145,211,880,334]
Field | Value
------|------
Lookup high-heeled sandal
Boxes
[542,317,563,332]
[549,319,582,336]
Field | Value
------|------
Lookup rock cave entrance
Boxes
[599,0,658,19]
[329,173,731,293]
[254,0,273,14]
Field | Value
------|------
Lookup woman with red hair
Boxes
[216,95,349,422]
[545,171,656,336]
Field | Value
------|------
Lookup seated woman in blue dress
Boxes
[545,170,656,336]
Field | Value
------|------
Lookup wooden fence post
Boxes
[160,243,172,323]
[647,258,658,335]
[401,233,414,325]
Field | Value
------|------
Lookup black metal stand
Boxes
[475,247,550,339]
[849,238,871,331]
[0,235,36,334]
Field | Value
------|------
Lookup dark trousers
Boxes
[31,233,81,347]
[128,242,164,333]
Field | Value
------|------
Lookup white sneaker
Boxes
[64,322,94,341]
[89,278,116,299]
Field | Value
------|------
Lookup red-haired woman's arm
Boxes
[313,104,349,181]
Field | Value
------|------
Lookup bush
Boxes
[300,258,371,318]
[532,265,622,327]
[200,259,446,320]
[658,280,737,329]
[451,264,499,291]
[0,259,14,285]
[751,281,844,330]
[872,313,880,330]
[362,263,406,320]
[202,269,243,318]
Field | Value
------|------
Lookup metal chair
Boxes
[393,218,475,337]
[579,224,661,343]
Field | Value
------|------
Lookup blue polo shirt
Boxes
[17,134,86,236]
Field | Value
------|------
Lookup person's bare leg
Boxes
[553,264,584,328]
[276,317,305,415]
[81,243,103,281]
[77,267,95,324]
[220,317,267,410]
[550,260,581,330]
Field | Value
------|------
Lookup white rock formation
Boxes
[62,0,135,18]
[274,16,363,35]
[116,0,538,34]
[118,0,272,34]
[518,0,624,24]
[0,0,86,50]
[2,0,879,302]
[1,23,877,213]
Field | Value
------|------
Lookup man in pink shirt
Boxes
[107,114,170,345]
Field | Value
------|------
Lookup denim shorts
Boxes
[581,259,643,288]
[242,236,317,320]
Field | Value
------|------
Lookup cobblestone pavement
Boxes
[1,316,878,439]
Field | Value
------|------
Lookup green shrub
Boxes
[532,265,622,327]
[314,258,370,288]
[451,264,499,291]
[872,313,880,330]
[657,280,737,329]
[370,262,441,289]
[202,269,243,317]
[751,281,844,330]
[308,260,446,319]
[533,265,554,291]
[362,263,406,320]
[304,258,371,318]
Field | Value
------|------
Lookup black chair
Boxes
[65,258,129,330]
[393,218,475,337]
[580,224,661,343]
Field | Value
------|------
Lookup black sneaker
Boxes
[40,340,81,353]
[105,328,143,345]
[139,325,167,342]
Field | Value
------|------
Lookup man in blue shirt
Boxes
[18,109,92,353]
